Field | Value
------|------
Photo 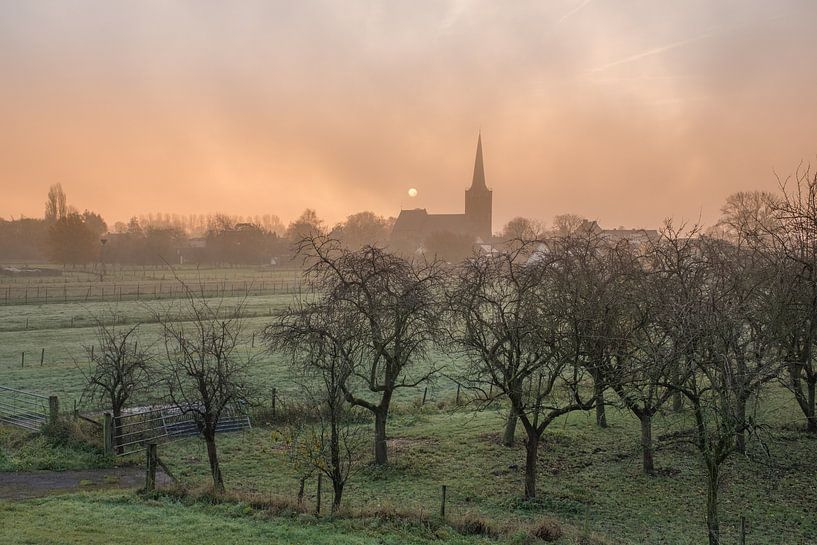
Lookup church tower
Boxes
[464,133,493,242]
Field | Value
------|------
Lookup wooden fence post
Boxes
[21,352,25,368]
[740,515,747,545]
[145,443,158,491]
[316,473,322,515]
[103,413,113,455]
[40,348,45,366]
[422,387,428,406]
[48,396,59,424]
[456,383,461,404]
[271,388,277,419]
[440,484,447,519]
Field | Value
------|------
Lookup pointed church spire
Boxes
[470,132,487,190]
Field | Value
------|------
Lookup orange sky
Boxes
[2,1,817,231]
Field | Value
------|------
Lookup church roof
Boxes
[392,209,476,240]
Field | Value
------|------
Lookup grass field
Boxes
[0,492,490,545]
[1,264,816,545]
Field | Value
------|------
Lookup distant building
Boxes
[391,134,493,249]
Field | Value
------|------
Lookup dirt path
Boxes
[0,467,170,500]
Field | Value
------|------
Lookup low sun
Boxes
[408,188,418,197]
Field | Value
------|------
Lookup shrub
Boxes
[530,517,563,542]
[451,512,499,537]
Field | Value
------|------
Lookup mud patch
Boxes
[0,467,171,500]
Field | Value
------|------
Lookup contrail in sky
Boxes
[558,0,592,24]
[589,29,720,72]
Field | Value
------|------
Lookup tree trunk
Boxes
[331,479,344,512]
[503,407,517,447]
[672,391,683,412]
[789,366,817,433]
[807,378,817,433]
[297,476,306,505]
[523,433,540,500]
[706,462,720,545]
[374,408,389,465]
[205,434,224,494]
[595,382,607,428]
[329,409,343,512]
[735,396,747,454]
[640,412,655,475]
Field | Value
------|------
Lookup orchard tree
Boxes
[81,316,153,453]
[649,225,773,545]
[293,236,445,465]
[155,286,254,493]
[762,166,817,432]
[267,300,365,510]
[448,243,594,499]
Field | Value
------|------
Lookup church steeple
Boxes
[470,132,487,190]
[464,132,492,242]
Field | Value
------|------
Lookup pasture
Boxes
[1,264,815,545]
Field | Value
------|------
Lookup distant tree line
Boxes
[0,186,403,266]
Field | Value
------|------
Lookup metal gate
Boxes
[0,386,50,430]
[113,405,251,456]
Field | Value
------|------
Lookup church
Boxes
[391,134,493,249]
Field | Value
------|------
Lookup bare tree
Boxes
[293,236,444,465]
[650,226,773,545]
[155,287,254,493]
[80,316,153,453]
[267,298,366,510]
[447,243,594,499]
[761,165,817,432]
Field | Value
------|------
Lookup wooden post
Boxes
[440,484,447,519]
[25,318,29,330]
[90,345,95,360]
[73,399,78,419]
[21,352,24,368]
[740,515,747,545]
[456,383,461,404]
[251,332,255,348]
[40,348,45,366]
[271,388,277,419]
[48,396,59,424]
[422,387,428,406]
[103,413,113,455]
[316,473,322,515]
[145,443,158,491]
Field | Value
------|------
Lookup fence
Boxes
[0,386,58,430]
[0,278,306,306]
[111,405,252,456]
